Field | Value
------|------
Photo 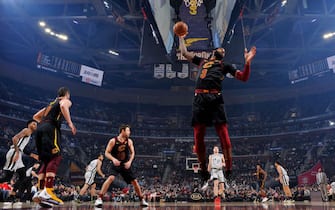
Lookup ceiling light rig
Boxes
[38,21,68,41]
[108,49,119,56]
[281,0,287,7]
[323,32,335,40]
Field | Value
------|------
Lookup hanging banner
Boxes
[327,55,335,73]
[178,63,189,79]
[179,0,210,51]
[80,65,104,86]
[189,65,199,81]
[288,58,330,84]
[297,161,322,186]
[166,64,176,79]
[154,64,165,79]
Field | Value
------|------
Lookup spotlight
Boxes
[39,21,46,27]
[281,0,287,7]
[39,21,68,41]
[103,1,110,9]
[323,32,335,39]
[108,50,119,55]
[57,34,68,41]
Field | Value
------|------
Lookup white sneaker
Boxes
[32,191,42,203]
[3,202,13,207]
[140,198,148,207]
[39,200,54,208]
[94,197,103,208]
[262,197,269,202]
[39,188,63,205]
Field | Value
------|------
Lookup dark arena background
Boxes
[1,0,335,209]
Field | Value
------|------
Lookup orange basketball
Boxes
[173,21,188,37]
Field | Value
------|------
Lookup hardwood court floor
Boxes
[1,201,335,210]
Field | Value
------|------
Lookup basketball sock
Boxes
[38,179,45,190]
[193,124,207,170]
[45,176,54,188]
[215,123,232,171]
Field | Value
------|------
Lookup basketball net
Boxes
[193,164,199,173]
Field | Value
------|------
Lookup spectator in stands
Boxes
[316,167,328,202]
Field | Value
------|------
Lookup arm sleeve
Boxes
[235,64,250,82]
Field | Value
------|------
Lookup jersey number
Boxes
[199,69,208,79]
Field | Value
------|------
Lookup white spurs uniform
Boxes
[277,165,289,186]
[84,159,99,185]
[3,135,31,171]
[209,153,225,183]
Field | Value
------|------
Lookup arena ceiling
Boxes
[0,0,335,91]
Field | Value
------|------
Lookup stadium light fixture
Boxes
[39,21,46,27]
[57,34,68,41]
[108,50,119,56]
[38,21,68,41]
[281,0,287,7]
[323,32,335,39]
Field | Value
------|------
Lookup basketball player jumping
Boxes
[178,34,256,185]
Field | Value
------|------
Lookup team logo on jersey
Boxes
[200,60,224,80]
[118,145,126,152]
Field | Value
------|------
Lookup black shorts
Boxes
[35,122,61,162]
[258,180,265,189]
[192,93,228,126]
[108,162,136,184]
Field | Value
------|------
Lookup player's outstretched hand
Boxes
[244,46,257,64]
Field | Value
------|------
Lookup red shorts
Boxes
[38,155,62,174]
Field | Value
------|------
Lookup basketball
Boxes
[173,21,188,37]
